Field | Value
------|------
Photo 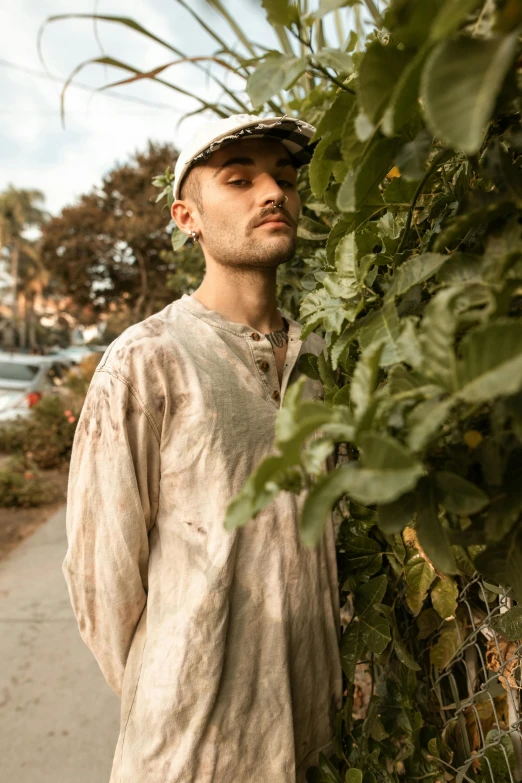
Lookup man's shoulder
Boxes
[96,300,186,379]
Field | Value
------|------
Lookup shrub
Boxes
[0,455,57,508]
[0,394,78,469]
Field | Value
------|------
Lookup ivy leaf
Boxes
[315,753,342,783]
[434,471,489,515]
[386,253,447,300]
[417,607,441,639]
[431,577,459,620]
[345,770,363,783]
[421,32,520,154]
[361,611,392,654]
[247,54,308,106]
[405,552,436,597]
[357,40,412,124]
[430,621,461,669]
[491,606,522,641]
[415,478,457,574]
[354,574,388,615]
[456,321,522,404]
[394,637,422,671]
[340,621,366,682]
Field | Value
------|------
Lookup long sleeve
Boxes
[62,366,161,696]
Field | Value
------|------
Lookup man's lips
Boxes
[256,215,292,228]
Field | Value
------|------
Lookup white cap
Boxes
[173,114,316,200]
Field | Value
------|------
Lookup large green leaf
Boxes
[430,0,486,41]
[415,479,457,574]
[358,300,403,367]
[418,288,459,391]
[386,253,447,300]
[247,54,308,106]
[382,46,430,137]
[314,49,353,74]
[337,138,399,212]
[456,321,522,403]
[434,471,489,515]
[407,397,455,453]
[309,137,336,198]
[350,341,384,421]
[421,32,520,154]
[377,492,416,534]
[306,0,360,23]
[301,438,423,543]
[261,0,297,26]
[357,41,412,124]
[395,130,433,181]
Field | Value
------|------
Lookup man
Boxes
[63,114,343,783]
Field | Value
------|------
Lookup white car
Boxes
[0,353,70,423]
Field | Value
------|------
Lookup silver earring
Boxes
[190,230,199,242]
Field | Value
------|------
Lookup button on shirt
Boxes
[63,293,342,783]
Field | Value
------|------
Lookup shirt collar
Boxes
[176,294,303,343]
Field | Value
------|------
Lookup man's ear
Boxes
[171,200,198,237]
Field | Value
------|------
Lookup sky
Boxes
[0,0,275,216]
[0,0,369,217]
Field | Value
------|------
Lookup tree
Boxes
[48,1,522,779]
[40,142,203,325]
[0,186,47,347]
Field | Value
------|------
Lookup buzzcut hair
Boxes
[179,163,204,209]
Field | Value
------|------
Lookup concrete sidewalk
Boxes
[0,506,120,783]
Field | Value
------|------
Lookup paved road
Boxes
[0,506,120,783]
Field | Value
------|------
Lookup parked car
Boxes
[0,353,71,423]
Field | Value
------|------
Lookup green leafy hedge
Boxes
[50,0,522,778]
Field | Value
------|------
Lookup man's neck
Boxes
[191,260,285,335]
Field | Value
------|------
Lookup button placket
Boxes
[250,333,281,406]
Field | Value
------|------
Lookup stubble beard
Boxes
[199,217,297,270]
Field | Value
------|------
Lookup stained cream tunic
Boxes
[63,294,342,783]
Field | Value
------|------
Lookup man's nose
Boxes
[258,175,286,208]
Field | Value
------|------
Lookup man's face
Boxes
[180,137,301,269]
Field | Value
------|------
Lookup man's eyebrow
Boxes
[213,155,296,177]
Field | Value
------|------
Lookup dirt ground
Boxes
[0,466,69,561]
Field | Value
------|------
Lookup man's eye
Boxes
[278,180,296,188]
[229,179,249,186]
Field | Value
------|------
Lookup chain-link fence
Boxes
[431,576,522,782]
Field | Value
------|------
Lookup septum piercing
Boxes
[270,195,288,212]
